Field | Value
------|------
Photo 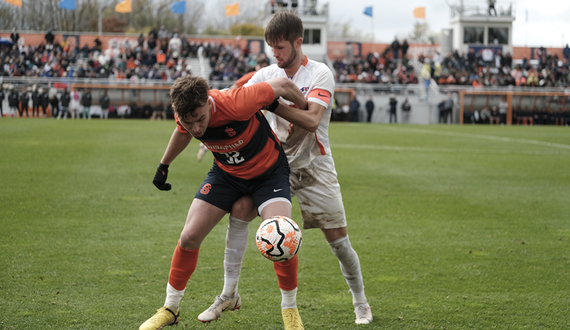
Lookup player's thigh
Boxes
[296,182,347,229]
[292,156,347,230]
[259,200,292,220]
[251,162,292,218]
[180,199,227,249]
[231,195,258,222]
[195,167,244,213]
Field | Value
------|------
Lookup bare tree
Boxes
[408,22,439,44]
[0,2,20,30]
[0,0,248,35]
[129,0,204,34]
[0,0,97,32]
[327,18,373,42]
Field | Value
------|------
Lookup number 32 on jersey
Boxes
[221,151,245,164]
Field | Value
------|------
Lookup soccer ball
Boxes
[256,216,302,262]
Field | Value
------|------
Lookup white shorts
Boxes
[290,155,347,230]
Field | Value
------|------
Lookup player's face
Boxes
[177,100,211,138]
[270,39,299,69]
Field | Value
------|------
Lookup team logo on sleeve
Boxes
[225,128,236,137]
[300,87,309,93]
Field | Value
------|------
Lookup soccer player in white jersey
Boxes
[198,10,372,327]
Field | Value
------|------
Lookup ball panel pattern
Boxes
[256,216,302,262]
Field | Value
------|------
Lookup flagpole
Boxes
[370,17,375,45]
[75,0,79,31]
[98,2,102,36]
[525,9,528,47]
[19,0,23,31]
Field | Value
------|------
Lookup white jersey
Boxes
[244,56,335,169]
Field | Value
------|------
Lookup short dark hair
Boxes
[257,57,269,67]
[169,75,209,118]
[265,10,304,47]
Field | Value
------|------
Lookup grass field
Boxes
[1,118,569,330]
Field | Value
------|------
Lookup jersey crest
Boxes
[225,127,236,137]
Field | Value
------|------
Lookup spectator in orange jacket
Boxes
[156,50,166,65]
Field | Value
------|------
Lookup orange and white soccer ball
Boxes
[256,216,302,262]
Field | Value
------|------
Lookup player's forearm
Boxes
[273,102,325,133]
[266,77,308,110]
[160,128,192,165]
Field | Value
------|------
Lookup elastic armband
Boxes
[266,99,279,112]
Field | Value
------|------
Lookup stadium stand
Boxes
[1,30,569,125]
[2,30,570,89]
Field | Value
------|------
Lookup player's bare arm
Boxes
[160,128,193,165]
[273,101,327,133]
[264,77,308,110]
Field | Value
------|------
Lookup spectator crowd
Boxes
[331,37,570,89]
[4,29,570,89]
[3,30,570,125]
[0,26,266,84]
[332,38,419,85]
[419,45,570,88]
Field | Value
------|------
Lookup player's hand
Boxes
[153,163,171,191]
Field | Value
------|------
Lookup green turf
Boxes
[1,119,569,329]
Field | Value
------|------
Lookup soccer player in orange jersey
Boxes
[139,75,307,330]
[200,10,373,326]
[196,58,270,162]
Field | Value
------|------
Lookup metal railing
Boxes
[450,1,514,19]
[264,1,328,17]
[2,77,567,97]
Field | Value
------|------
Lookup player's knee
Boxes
[179,231,202,250]
[323,227,348,243]
[231,196,257,221]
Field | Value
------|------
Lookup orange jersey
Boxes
[175,82,284,180]
[234,71,256,88]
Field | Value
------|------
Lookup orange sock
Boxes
[168,241,199,291]
[273,255,298,291]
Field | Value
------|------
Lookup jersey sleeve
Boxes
[307,89,331,108]
[219,82,275,121]
[308,64,335,108]
[243,68,268,87]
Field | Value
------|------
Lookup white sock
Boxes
[280,287,297,309]
[328,235,368,306]
[221,216,249,299]
[164,283,185,311]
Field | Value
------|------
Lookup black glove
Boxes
[153,163,171,191]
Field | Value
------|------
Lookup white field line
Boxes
[331,144,569,155]
[376,126,570,150]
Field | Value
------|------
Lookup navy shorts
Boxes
[194,160,291,213]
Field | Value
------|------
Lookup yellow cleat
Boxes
[139,307,179,330]
[282,307,304,330]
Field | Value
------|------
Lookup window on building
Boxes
[303,29,321,44]
[488,27,508,45]
[463,27,484,44]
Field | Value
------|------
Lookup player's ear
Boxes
[295,37,303,49]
